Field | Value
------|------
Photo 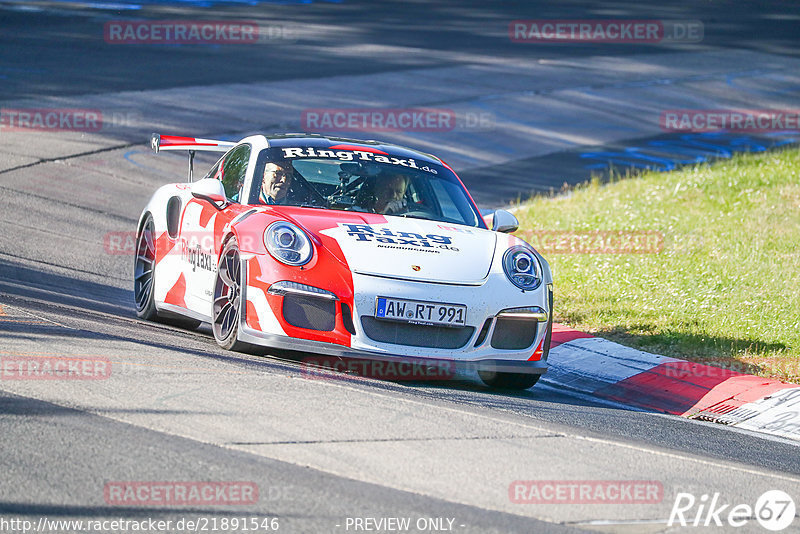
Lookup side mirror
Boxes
[492,209,519,233]
[191,178,227,209]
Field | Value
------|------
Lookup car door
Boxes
[179,144,251,315]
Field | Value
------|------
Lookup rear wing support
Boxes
[150,133,237,183]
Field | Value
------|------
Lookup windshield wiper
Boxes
[395,212,436,221]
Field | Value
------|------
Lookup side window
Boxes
[203,159,222,181]
[219,144,251,202]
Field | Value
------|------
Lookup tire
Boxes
[134,213,201,330]
[478,370,541,390]
[134,214,159,321]
[479,288,552,391]
[541,287,554,361]
[212,238,254,352]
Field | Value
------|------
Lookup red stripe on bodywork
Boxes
[550,323,594,348]
[164,273,187,308]
[327,144,388,154]
[155,231,177,265]
[528,338,544,361]
[240,209,360,346]
[593,361,793,415]
[247,258,272,295]
[159,135,217,147]
[246,300,262,331]
[213,209,230,254]
[197,200,217,228]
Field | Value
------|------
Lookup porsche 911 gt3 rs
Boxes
[135,133,553,389]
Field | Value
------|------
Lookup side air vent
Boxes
[166,196,181,239]
[473,318,493,347]
[341,302,356,335]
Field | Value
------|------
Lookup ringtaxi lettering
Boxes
[341,224,457,251]
[281,147,438,174]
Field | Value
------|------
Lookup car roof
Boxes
[260,133,444,167]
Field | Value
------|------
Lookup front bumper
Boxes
[238,322,548,375]
[239,257,550,375]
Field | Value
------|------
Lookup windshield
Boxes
[248,147,482,227]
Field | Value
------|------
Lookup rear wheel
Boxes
[134,214,200,330]
[134,215,158,321]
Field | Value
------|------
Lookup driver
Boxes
[259,161,293,205]
[372,173,409,214]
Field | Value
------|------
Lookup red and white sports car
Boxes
[135,133,553,389]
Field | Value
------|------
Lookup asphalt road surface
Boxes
[1,1,799,533]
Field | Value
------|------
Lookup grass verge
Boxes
[514,147,800,382]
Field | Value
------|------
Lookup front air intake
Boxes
[490,319,538,350]
[283,295,336,331]
[361,316,474,349]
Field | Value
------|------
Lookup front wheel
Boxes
[481,288,554,390]
[212,238,254,352]
[478,370,541,390]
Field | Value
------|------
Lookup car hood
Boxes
[283,210,497,284]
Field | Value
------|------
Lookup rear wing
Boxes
[150,133,237,182]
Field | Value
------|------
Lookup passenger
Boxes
[372,173,409,214]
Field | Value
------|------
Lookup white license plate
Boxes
[375,297,466,327]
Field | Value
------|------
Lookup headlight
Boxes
[502,246,542,290]
[264,222,313,266]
